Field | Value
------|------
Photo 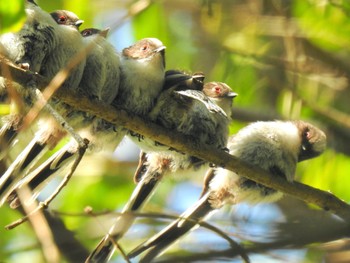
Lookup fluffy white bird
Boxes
[128,120,327,262]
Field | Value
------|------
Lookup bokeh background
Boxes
[1,0,350,262]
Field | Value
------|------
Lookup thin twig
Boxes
[57,208,251,262]
[55,209,245,250]
[15,185,61,263]
[5,141,88,229]
[298,95,350,130]
[84,207,131,263]
[0,59,26,114]
[107,0,152,34]
[106,235,132,263]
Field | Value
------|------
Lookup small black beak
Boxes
[75,19,84,28]
[227,92,238,98]
[27,0,38,6]
[100,28,110,38]
[153,45,166,53]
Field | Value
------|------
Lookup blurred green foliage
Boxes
[0,0,25,33]
[1,0,350,262]
[294,0,350,50]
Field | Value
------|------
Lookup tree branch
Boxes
[154,198,349,262]
[1,57,350,223]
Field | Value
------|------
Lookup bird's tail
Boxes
[85,234,115,263]
[128,192,213,262]
[0,114,22,161]
[86,165,164,263]
[0,134,50,203]
[2,140,78,207]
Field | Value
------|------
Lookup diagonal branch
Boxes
[1,57,350,223]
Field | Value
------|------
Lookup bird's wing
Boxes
[175,90,227,117]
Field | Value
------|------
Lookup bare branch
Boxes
[1,57,350,223]
[84,207,131,263]
[55,208,250,262]
[16,185,61,263]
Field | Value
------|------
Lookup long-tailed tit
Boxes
[113,38,166,116]
[79,28,120,104]
[86,77,237,263]
[0,0,57,72]
[1,37,166,207]
[0,27,119,205]
[0,0,58,152]
[128,120,327,262]
[0,8,86,203]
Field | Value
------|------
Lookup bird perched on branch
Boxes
[126,80,236,228]
[78,28,120,104]
[130,80,237,185]
[0,27,121,207]
[127,69,205,153]
[112,37,166,116]
[0,0,59,153]
[0,0,57,73]
[0,3,85,148]
[86,74,237,263]
[0,6,86,204]
[85,39,168,263]
[128,120,327,262]
[41,9,85,87]
[0,37,166,208]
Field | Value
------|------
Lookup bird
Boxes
[0,5,86,147]
[85,39,168,263]
[0,0,59,155]
[130,80,237,183]
[0,7,86,205]
[112,37,166,116]
[1,37,167,207]
[85,77,237,263]
[89,37,168,162]
[127,69,206,153]
[41,9,85,85]
[78,28,120,105]
[126,80,237,228]
[0,0,57,73]
[127,120,327,262]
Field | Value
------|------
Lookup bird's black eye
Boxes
[300,128,311,153]
[141,44,148,51]
[82,30,91,37]
[303,128,311,141]
[58,15,67,23]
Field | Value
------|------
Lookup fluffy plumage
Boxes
[128,120,327,262]
[113,38,166,116]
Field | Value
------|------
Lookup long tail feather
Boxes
[3,141,77,208]
[0,136,48,199]
[86,167,164,262]
[0,115,22,160]
[109,169,163,240]
[85,235,115,263]
[128,192,214,262]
